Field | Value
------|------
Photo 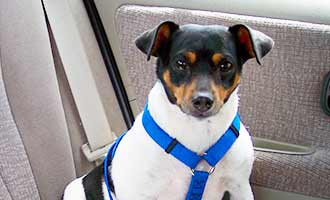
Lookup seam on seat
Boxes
[42,4,78,177]
[0,155,14,200]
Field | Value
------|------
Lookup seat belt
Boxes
[42,0,116,162]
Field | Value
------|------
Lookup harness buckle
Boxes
[190,153,215,176]
[190,166,215,176]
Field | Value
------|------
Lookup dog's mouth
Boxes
[179,104,222,119]
[191,110,214,118]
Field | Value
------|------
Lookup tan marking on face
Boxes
[163,70,197,106]
[163,70,184,104]
[211,74,241,104]
[182,79,197,105]
[185,51,197,64]
[238,27,255,57]
[212,53,224,65]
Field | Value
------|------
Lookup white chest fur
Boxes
[111,81,254,200]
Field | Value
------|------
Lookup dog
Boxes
[63,21,273,200]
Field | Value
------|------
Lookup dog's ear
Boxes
[229,24,274,65]
[135,21,179,61]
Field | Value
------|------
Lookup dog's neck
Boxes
[147,81,239,154]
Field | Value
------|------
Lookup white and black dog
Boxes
[63,21,273,200]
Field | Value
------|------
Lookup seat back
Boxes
[0,0,77,199]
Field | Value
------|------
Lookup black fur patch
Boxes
[82,162,115,200]
[82,164,104,200]
[222,191,231,200]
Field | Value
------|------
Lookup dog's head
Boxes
[136,21,273,118]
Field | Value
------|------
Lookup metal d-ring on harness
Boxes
[104,104,240,200]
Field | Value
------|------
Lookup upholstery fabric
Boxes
[115,5,330,198]
[0,0,76,199]
[0,63,40,199]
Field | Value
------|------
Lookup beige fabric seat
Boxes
[0,0,96,199]
[115,5,330,199]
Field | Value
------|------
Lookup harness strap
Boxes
[185,171,209,200]
[203,122,240,167]
[104,132,126,200]
[142,105,202,169]
[142,105,240,169]
[142,105,240,200]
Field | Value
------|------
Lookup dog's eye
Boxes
[175,60,188,71]
[217,60,233,72]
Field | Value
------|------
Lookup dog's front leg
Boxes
[228,182,254,200]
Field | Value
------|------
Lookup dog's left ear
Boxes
[135,21,179,61]
[229,24,274,65]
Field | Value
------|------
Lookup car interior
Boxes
[0,0,329,200]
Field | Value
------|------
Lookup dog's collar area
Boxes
[103,104,240,200]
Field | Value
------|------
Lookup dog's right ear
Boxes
[135,21,179,61]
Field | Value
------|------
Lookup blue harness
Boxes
[104,105,240,200]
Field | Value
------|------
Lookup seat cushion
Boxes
[253,149,330,198]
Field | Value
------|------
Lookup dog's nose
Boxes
[192,96,214,113]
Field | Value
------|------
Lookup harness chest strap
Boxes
[104,104,240,200]
[142,105,240,200]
